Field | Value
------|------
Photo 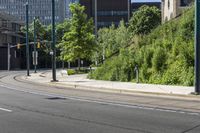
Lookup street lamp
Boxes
[25,2,30,76]
[94,0,97,36]
[33,17,37,73]
[51,0,57,82]
[128,0,131,21]
[194,0,200,94]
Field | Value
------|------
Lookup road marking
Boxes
[0,84,200,116]
[0,107,12,112]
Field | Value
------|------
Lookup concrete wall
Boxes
[162,0,192,22]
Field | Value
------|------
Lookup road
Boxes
[0,71,200,133]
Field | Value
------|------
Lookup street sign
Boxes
[32,51,38,58]
[195,0,200,94]
[32,51,38,65]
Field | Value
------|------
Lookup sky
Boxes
[132,0,161,2]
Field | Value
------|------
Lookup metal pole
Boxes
[26,2,30,76]
[51,0,57,81]
[33,17,37,73]
[195,0,200,94]
[94,0,97,36]
[7,43,10,71]
[128,0,130,21]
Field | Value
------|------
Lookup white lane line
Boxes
[0,84,200,116]
[0,107,12,112]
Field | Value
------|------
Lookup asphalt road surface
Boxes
[0,71,200,133]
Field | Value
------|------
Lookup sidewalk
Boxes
[23,70,196,96]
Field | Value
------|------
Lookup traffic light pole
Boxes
[26,2,30,76]
[51,0,57,82]
[33,17,37,73]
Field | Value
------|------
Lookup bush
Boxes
[90,6,195,86]
[67,69,76,75]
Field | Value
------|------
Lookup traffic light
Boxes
[17,43,21,49]
[37,42,41,48]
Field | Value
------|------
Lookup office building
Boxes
[79,0,131,28]
[0,0,66,25]
[0,12,24,70]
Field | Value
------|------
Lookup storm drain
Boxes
[46,97,66,100]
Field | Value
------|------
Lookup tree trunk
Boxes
[68,62,70,69]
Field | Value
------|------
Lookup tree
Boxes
[128,5,161,35]
[56,19,71,42]
[58,3,96,69]
[96,21,131,63]
[21,18,46,41]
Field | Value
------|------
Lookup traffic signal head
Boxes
[37,42,41,48]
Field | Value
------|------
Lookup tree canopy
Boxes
[58,3,96,62]
[128,5,161,35]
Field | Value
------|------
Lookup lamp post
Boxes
[94,0,97,36]
[33,17,37,73]
[195,0,200,94]
[128,0,130,21]
[26,2,30,76]
[51,0,57,81]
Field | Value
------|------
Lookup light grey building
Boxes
[0,0,66,25]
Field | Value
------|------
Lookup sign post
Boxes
[195,0,200,94]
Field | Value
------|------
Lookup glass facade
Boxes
[0,0,66,25]
[80,0,129,28]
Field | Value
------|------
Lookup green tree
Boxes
[58,3,96,69]
[56,19,71,42]
[21,18,46,41]
[95,21,131,64]
[128,5,161,35]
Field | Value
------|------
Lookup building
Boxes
[79,0,131,28]
[0,12,24,70]
[131,1,161,13]
[162,0,193,22]
[0,0,66,25]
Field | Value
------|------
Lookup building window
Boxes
[97,11,128,16]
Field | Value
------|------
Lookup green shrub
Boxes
[67,69,76,75]
[90,6,195,86]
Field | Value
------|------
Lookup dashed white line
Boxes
[0,107,12,112]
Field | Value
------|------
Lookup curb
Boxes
[18,74,200,101]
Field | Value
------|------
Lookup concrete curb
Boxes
[18,74,200,101]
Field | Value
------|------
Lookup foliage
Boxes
[67,69,76,75]
[90,7,195,86]
[95,21,131,63]
[21,18,46,41]
[128,5,161,35]
[58,3,96,63]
